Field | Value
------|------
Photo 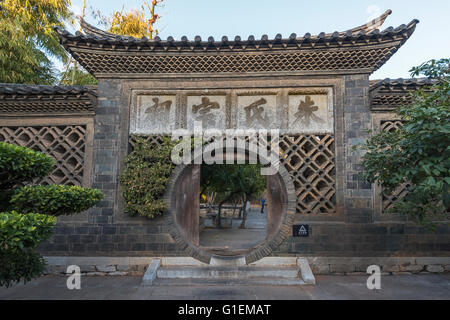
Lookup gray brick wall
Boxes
[282,223,450,256]
[343,75,374,223]
[37,76,450,259]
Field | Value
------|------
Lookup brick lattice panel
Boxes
[0,126,87,186]
[74,47,396,74]
[279,135,336,215]
[129,134,336,215]
[380,120,404,133]
[129,135,167,150]
[380,120,409,212]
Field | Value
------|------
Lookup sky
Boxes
[69,0,450,80]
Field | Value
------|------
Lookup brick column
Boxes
[89,79,122,226]
[343,74,373,223]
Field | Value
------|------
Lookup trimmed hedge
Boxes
[0,142,54,189]
[0,211,56,287]
[9,185,104,216]
[119,137,176,218]
[0,142,104,287]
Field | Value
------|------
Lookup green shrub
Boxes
[0,249,48,288]
[9,185,104,216]
[0,211,56,251]
[119,136,176,218]
[0,142,103,286]
[0,211,56,287]
[0,142,54,190]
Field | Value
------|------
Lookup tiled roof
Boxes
[55,10,419,76]
[370,78,435,111]
[0,83,97,114]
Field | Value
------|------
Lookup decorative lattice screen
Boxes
[279,135,336,215]
[380,120,409,212]
[129,134,336,215]
[74,47,396,74]
[0,126,87,186]
[380,120,404,133]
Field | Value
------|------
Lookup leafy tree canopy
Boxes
[59,65,97,85]
[0,0,73,84]
[358,58,450,226]
[96,0,163,39]
[201,164,266,228]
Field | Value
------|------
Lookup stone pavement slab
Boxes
[0,274,449,300]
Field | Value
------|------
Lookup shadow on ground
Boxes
[0,274,449,300]
[199,208,267,250]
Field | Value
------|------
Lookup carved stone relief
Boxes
[236,94,278,130]
[186,95,227,131]
[132,95,176,134]
[130,88,333,135]
[288,90,333,134]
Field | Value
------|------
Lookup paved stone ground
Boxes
[0,274,448,300]
[199,208,267,250]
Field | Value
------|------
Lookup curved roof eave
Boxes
[55,10,419,75]
[57,9,417,51]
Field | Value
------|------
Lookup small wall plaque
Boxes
[293,224,309,237]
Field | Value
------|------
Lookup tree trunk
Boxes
[232,201,238,217]
[239,196,249,229]
[217,203,223,229]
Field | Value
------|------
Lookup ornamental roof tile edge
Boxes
[56,16,418,52]
[370,78,436,111]
[54,10,419,75]
[370,77,436,91]
[0,83,97,114]
[0,83,97,96]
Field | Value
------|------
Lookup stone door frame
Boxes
[163,146,297,265]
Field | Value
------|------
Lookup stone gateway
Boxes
[0,10,448,272]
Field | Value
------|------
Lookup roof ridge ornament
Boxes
[54,10,419,76]
[74,9,396,44]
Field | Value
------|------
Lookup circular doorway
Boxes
[165,150,296,265]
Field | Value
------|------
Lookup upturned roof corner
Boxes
[54,9,419,76]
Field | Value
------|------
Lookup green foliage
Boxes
[9,185,104,216]
[0,18,57,84]
[59,65,98,85]
[0,211,56,287]
[0,140,102,286]
[201,164,266,204]
[358,58,450,225]
[0,142,54,191]
[0,211,57,250]
[0,0,73,84]
[0,142,103,215]
[201,164,266,228]
[119,136,176,218]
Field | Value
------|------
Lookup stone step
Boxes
[156,266,300,279]
[152,277,306,286]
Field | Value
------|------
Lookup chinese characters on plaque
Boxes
[131,90,333,134]
[186,95,227,131]
[133,95,176,134]
[237,95,277,130]
[288,94,330,133]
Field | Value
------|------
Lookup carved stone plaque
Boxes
[130,89,333,135]
[288,92,333,134]
[236,94,277,130]
[132,95,176,134]
[187,95,226,131]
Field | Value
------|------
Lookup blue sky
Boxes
[70,0,450,80]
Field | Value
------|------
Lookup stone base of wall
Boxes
[307,257,450,275]
[43,256,450,276]
[44,256,153,276]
